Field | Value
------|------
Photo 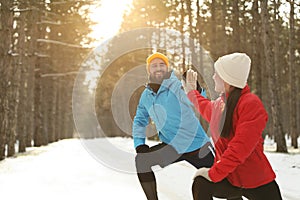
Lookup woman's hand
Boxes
[182,69,197,93]
[193,167,212,181]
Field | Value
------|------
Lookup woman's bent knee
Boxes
[192,176,214,200]
[192,176,209,189]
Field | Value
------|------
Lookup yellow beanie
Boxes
[146,52,169,73]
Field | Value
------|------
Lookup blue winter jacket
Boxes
[132,71,210,154]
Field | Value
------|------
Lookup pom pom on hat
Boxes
[146,52,169,73]
[214,53,251,89]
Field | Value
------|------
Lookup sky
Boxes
[0,137,299,200]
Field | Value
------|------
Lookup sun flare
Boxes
[89,0,132,45]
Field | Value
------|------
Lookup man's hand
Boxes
[136,144,150,153]
[193,167,212,181]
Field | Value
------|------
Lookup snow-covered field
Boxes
[0,137,299,200]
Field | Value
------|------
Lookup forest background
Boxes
[0,0,299,161]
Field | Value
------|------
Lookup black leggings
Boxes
[135,142,215,180]
[192,176,283,200]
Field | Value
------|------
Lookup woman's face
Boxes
[213,72,225,93]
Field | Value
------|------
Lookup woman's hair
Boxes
[220,87,242,138]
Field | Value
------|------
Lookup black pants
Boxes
[192,176,283,200]
[135,142,214,199]
[135,142,214,179]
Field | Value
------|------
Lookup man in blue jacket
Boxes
[133,52,214,200]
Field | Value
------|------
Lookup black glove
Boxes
[136,144,150,153]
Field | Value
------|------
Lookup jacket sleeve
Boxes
[187,90,213,122]
[208,95,268,183]
[132,97,150,148]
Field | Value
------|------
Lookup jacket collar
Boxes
[223,84,250,99]
[241,84,250,95]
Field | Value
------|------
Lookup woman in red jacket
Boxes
[184,53,283,200]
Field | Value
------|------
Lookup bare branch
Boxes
[12,8,32,12]
[37,39,84,48]
[37,20,62,25]
[41,71,79,77]
[50,0,95,5]
[35,52,50,58]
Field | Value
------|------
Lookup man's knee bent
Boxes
[135,153,155,174]
[135,154,156,183]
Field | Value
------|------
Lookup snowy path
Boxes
[0,138,299,200]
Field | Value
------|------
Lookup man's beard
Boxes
[149,71,167,84]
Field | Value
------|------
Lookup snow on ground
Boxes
[0,137,299,200]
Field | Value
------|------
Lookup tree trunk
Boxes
[25,2,38,147]
[48,78,57,143]
[16,7,28,153]
[195,0,204,75]
[7,50,21,157]
[251,0,262,98]
[55,78,62,140]
[221,0,228,53]
[0,0,13,160]
[33,2,48,147]
[232,0,240,51]
[33,67,44,146]
[41,76,50,145]
[273,0,288,152]
[210,0,217,60]
[261,0,287,152]
[186,0,195,67]
[288,0,298,149]
[179,0,186,69]
[62,78,73,139]
[17,65,27,152]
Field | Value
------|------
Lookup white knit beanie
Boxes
[214,52,251,89]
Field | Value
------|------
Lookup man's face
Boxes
[149,58,168,84]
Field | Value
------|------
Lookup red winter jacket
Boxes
[188,85,276,188]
